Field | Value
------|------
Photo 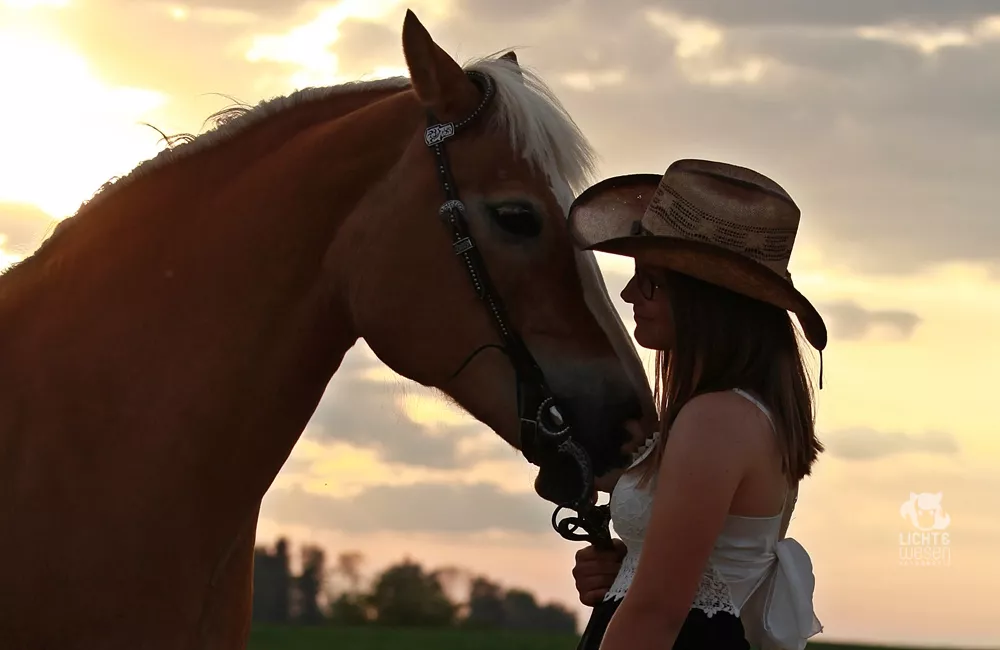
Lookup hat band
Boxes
[644,185,797,277]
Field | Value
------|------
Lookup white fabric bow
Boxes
[757,537,823,650]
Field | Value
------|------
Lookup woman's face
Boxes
[621,263,673,350]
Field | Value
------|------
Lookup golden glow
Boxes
[400,392,476,428]
[857,15,1000,55]
[597,254,1000,460]
[641,9,783,86]
[246,0,409,88]
[275,437,531,498]
[702,58,768,85]
[2,6,999,647]
[560,69,627,92]
[360,65,411,81]
[243,0,460,89]
[807,268,1000,457]
[160,2,257,24]
[644,9,723,59]
[0,27,164,218]
[0,247,22,273]
[3,0,69,8]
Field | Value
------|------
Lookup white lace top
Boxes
[603,389,823,650]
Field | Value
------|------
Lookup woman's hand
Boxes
[572,539,627,606]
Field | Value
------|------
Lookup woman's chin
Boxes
[633,323,669,351]
[632,326,655,350]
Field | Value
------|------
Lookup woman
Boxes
[567,159,826,650]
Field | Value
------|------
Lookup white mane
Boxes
[466,55,598,211]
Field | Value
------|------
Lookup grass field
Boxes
[247,624,962,650]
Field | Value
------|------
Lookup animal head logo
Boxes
[900,492,951,531]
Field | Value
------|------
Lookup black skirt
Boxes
[576,597,750,650]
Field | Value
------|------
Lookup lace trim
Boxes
[629,431,659,468]
[604,557,738,620]
[603,546,637,601]
[691,563,738,618]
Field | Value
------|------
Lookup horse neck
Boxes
[0,83,422,525]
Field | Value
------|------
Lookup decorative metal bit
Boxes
[424,123,455,146]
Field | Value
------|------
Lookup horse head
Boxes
[334,12,654,512]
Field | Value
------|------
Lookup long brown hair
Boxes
[635,269,823,488]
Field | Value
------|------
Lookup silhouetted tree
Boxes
[369,558,456,627]
[503,588,540,630]
[328,593,372,625]
[275,538,291,619]
[465,576,505,629]
[251,537,291,623]
[251,538,576,633]
[294,545,326,624]
[501,588,576,632]
[463,576,577,633]
[536,603,577,633]
[326,550,370,624]
[334,551,365,594]
[431,565,472,619]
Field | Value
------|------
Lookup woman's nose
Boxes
[620,275,638,303]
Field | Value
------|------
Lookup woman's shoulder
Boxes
[669,390,775,452]
[677,389,772,423]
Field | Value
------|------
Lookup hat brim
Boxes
[568,174,828,351]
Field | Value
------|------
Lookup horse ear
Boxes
[499,50,524,81]
[402,9,478,116]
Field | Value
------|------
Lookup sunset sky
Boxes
[2,0,998,647]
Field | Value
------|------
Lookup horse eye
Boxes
[488,203,542,238]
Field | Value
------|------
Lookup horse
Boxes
[0,10,655,650]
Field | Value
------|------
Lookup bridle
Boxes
[423,69,614,550]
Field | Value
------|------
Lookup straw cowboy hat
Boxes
[568,158,827,353]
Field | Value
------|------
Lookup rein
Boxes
[423,70,613,550]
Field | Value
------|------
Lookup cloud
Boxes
[303,344,511,470]
[160,0,306,20]
[261,481,552,534]
[489,0,1000,29]
[857,17,1000,55]
[331,17,406,76]
[27,0,1000,277]
[799,451,999,543]
[633,0,1000,28]
[822,427,960,461]
[43,0,306,137]
[406,3,1000,276]
[600,269,925,345]
[821,300,922,341]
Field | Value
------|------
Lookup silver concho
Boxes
[424,122,456,146]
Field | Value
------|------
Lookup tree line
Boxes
[252,537,578,633]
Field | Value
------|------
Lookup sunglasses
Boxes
[633,268,661,301]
